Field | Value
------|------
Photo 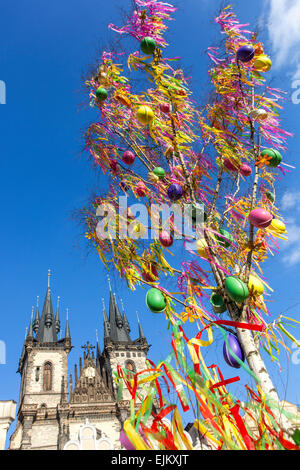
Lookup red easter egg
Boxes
[248,208,273,228]
[159,230,173,247]
[240,163,252,177]
[160,102,170,113]
[142,264,159,282]
[109,159,118,174]
[224,159,240,172]
[136,181,147,197]
[122,150,135,165]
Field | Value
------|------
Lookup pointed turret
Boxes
[108,291,131,343]
[33,297,40,334]
[102,298,110,341]
[55,296,61,334]
[36,271,57,343]
[121,299,131,334]
[137,312,145,340]
[27,307,34,339]
[65,308,71,339]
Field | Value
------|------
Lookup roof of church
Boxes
[102,290,147,347]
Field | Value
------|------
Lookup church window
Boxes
[121,353,125,357]
[138,353,141,357]
[133,353,136,357]
[35,366,40,381]
[125,360,136,380]
[116,353,119,357]
[43,362,52,391]
[126,352,130,358]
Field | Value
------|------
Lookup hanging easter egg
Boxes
[160,102,170,113]
[215,229,233,248]
[142,264,159,283]
[210,293,227,314]
[167,184,183,202]
[223,158,240,172]
[130,222,147,239]
[122,150,135,165]
[153,167,166,179]
[140,37,156,55]
[120,180,130,192]
[135,181,147,197]
[249,108,268,121]
[225,276,249,303]
[240,163,252,177]
[146,288,166,313]
[120,429,136,450]
[223,334,245,369]
[248,274,264,297]
[109,159,118,174]
[248,208,273,229]
[136,105,154,125]
[269,218,286,234]
[196,238,209,258]
[253,54,272,72]
[266,191,275,203]
[159,230,173,248]
[261,148,282,168]
[236,44,255,63]
[95,87,108,101]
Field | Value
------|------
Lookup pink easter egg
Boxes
[159,230,173,247]
[248,208,273,228]
[240,163,252,177]
[122,150,135,165]
[135,181,147,197]
[160,102,170,113]
[224,159,240,172]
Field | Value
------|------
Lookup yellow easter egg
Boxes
[248,274,264,297]
[196,239,209,258]
[253,54,272,72]
[136,105,154,125]
[269,218,286,234]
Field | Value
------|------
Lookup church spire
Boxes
[36,272,57,343]
[137,312,146,340]
[27,307,34,339]
[107,292,132,343]
[33,296,40,334]
[65,308,71,339]
[55,296,60,334]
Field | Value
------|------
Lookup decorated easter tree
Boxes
[83,1,300,450]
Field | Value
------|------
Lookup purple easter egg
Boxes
[237,45,255,63]
[167,183,183,201]
[223,334,245,369]
[248,208,273,229]
[120,429,136,450]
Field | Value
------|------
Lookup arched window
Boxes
[125,360,136,380]
[43,362,52,391]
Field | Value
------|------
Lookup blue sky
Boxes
[1,0,300,446]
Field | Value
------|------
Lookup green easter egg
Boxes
[146,288,166,313]
[216,229,234,248]
[225,276,249,303]
[140,37,156,55]
[261,149,282,168]
[95,87,108,101]
[153,167,166,179]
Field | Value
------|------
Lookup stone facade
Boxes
[9,284,149,450]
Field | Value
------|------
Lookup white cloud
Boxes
[281,191,300,211]
[265,0,300,77]
[280,191,300,266]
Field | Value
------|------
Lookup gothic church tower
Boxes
[9,275,150,450]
